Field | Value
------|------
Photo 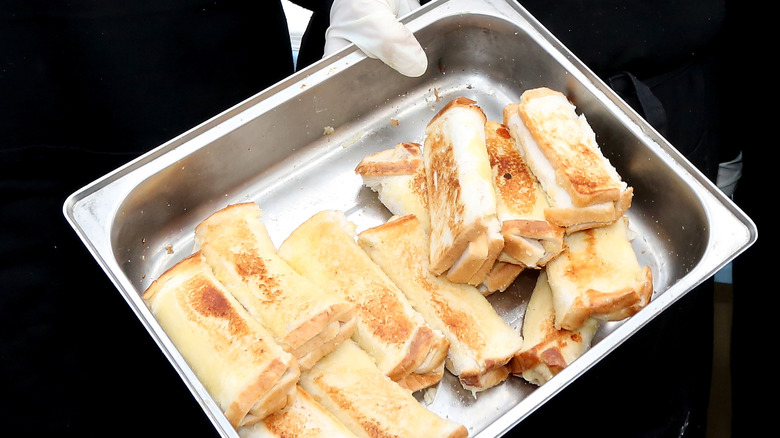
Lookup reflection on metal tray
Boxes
[63,0,756,436]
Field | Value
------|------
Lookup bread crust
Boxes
[357,215,524,393]
[545,217,654,330]
[238,367,300,427]
[238,386,358,438]
[445,232,489,283]
[479,261,525,295]
[485,119,564,268]
[143,252,299,428]
[194,202,357,370]
[467,220,506,285]
[299,340,469,438]
[395,362,446,392]
[554,266,654,329]
[510,270,599,385]
[354,142,430,231]
[277,209,449,391]
[356,129,513,291]
[516,88,624,207]
[291,307,358,370]
[354,142,423,177]
[503,91,634,233]
[424,97,504,280]
[500,219,564,267]
[544,186,633,232]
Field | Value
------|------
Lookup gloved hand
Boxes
[324,0,428,77]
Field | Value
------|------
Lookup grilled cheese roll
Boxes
[194,203,357,370]
[510,270,599,385]
[142,253,300,429]
[424,97,504,285]
[238,386,357,438]
[545,217,653,330]
[485,120,564,269]
[354,142,430,232]
[356,141,515,295]
[503,88,633,233]
[357,214,524,393]
[299,340,468,438]
[277,210,449,392]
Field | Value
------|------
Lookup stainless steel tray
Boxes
[63,0,756,436]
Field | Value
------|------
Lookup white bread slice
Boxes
[424,97,504,284]
[194,202,357,370]
[142,253,300,429]
[238,386,357,438]
[357,214,524,393]
[503,88,633,233]
[299,340,468,438]
[485,120,564,268]
[545,217,653,330]
[277,210,449,392]
[510,270,599,385]
[354,142,430,232]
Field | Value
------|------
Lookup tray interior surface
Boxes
[114,11,706,293]
[65,2,753,437]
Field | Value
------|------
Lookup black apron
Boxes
[0,1,322,435]
[507,2,727,437]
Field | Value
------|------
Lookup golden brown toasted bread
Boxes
[503,88,633,232]
[238,386,357,438]
[276,209,449,392]
[357,214,524,393]
[354,142,430,231]
[142,252,300,429]
[545,217,653,330]
[480,261,525,294]
[424,97,504,285]
[356,139,517,295]
[194,202,357,370]
[299,340,468,438]
[485,120,565,269]
[510,270,599,385]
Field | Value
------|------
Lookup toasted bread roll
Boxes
[485,120,564,268]
[142,253,300,429]
[299,340,468,438]
[510,270,599,385]
[238,386,357,438]
[194,203,357,370]
[480,261,525,295]
[357,141,515,295]
[354,142,430,232]
[277,210,449,392]
[357,214,524,393]
[503,88,633,233]
[545,217,653,330]
[424,97,504,285]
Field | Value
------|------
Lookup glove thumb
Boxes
[325,0,428,77]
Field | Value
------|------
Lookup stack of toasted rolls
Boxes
[141,87,656,435]
[356,88,653,385]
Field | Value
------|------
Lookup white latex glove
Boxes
[325,0,428,77]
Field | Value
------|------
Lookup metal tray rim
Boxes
[63,1,757,436]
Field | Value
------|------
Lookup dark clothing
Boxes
[1,1,326,435]
[724,2,764,438]
[506,2,727,438]
[520,0,727,181]
[1,0,331,155]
